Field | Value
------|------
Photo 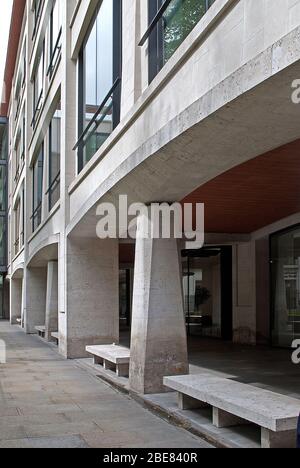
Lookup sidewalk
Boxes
[0,321,212,448]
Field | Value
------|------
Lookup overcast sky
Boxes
[0,0,13,104]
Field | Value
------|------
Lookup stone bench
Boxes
[86,344,130,377]
[51,332,59,345]
[164,374,300,449]
[35,326,46,338]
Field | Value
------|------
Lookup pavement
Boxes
[0,321,213,449]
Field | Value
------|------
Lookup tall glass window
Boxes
[0,167,6,213]
[0,218,5,266]
[32,0,43,39]
[15,43,26,120]
[48,0,62,78]
[14,198,21,257]
[32,145,44,232]
[77,0,122,171]
[147,0,216,82]
[47,104,61,211]
[14,115,25,186]
[271,226,300,348]
[32,42,45,127]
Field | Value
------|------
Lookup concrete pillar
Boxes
[45,261,58,342]
[10,277,23,325]
[129,212,189,395]
[65,237,119,359]
[25,267,47,334]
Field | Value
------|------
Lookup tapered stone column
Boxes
[25,267,47,334]
[129,212,189,394]
[10,277,23,325]
[65,237,119,358]
[45,261,58,342]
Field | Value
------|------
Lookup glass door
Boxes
[183,249,222,338]
[271,226,300,348]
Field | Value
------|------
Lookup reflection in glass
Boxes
[78,0,121,170]
[48,105,61,210]
[83,0,113,165]
[183,251,221,338]
[149,0,216,81]
[271,227,300,348]
[0,218,5,265]
[48,0,61,76]
[163,0,212,63]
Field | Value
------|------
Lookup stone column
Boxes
[65,237,119,359]
[25,267,47,334]
[10,277,23,325]
[45,261,58,342]
[129,212,189,395]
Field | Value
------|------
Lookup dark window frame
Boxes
[77,0,122,173]
[144,0,216,83]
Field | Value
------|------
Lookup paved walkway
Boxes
[0,322,212,448]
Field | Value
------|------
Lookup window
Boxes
[14,114,25,186]
[32,144,44,232]
[47,104,61,211]
[0,218,6,266]
[48,0,62,78]
[15,44,26,121]
[76,0,122,172]
[32,0,43,40]
[14,198,21,256]
[144,0,216,82]
[0,124,7,162]
[32,42,45,128]
[0,166,6,213]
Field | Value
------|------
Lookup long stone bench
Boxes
[164,374,300,449]
[35,326,46,338]
[51,332,59,345]
[86,344,130,377]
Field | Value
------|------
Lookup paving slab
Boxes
[0,321,212,448]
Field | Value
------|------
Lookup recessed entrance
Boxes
[182,247,233,341]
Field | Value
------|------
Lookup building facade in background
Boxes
[0,117,8,319]
[1,0,300,393]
